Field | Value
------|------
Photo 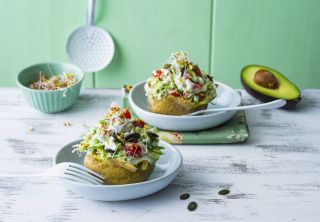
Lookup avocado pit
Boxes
[254,69,279,89]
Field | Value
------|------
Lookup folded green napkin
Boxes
[121,86,249,144]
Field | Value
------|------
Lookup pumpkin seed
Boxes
[104,148,115,153]
[187,201,197,211]
[180,67,186,76]
[218,189,230,195]
[180,193,190,200]
[147,131,159,141]
[189,78,197,83]
[120,121,133,132]
[124,133,140,142]
[112,132,123,144]
[163,63,171,69]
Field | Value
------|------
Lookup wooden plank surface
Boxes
[0,88,319,222]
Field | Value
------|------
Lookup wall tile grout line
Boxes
[208,0,213,74]
[209,0,217,76]
[93,72,96,88]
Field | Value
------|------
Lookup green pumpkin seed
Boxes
[179,193,190,200]
[120,121,133,132]
[112,132,123,144]
[218,189,230,195]
[187,201,197,211]
[147,131,159,141]
[180,67,186,76]
[104,148,115,153]
[124,133,140,142]
[163,63,171,69]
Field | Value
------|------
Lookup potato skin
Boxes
[148,94,208,115]
[84,153,155,185]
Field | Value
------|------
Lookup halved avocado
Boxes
[241,65,301,109]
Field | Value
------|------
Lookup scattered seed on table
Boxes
[64,121,71,127]
[218,189,230,195]
[187,201,197,211]
[27,127,34,132]
[180,193,190,200]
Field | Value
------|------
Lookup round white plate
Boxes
[54,139,182,201]
[129,81,241,131]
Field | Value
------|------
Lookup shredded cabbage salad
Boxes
[145,51,216,103]
[73,103,164,165]
[30,72,76,90]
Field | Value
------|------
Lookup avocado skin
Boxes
[241,78,301,109]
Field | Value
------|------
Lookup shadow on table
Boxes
[61,94,121,115]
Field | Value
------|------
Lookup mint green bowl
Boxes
[16,62,84,113]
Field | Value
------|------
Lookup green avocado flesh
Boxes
[241,65,300,100]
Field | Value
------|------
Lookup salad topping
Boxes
[30,72,76,90]
[73,103,163,165]
[145,51,216,103]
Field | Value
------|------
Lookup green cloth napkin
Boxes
[121,86,249,144]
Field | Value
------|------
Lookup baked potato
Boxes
[84,153,155,185]
[148,94,208,115]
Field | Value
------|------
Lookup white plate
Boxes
[54,139,182,201]
[129,81,241,131]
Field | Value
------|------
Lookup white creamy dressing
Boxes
[104,136,118,151]
[185,79,195,91]
[162,68,169,77]
[198,77,204,84]
[174,75,184,91]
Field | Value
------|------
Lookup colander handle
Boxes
[87,0,96,25]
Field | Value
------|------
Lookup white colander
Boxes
[66,0,115,72]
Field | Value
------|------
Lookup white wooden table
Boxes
[0,88,319,222]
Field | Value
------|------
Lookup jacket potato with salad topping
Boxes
[73,104,163,185]
[145,51,216,115]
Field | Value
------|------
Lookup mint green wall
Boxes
[0,0,94,87]
[213,0,320,89]
[94,0,213,88]
[0,0,319,88]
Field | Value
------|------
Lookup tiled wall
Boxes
[1,0,319,88]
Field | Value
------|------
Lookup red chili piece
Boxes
[133,119,145,128]
[123,143,143,157]
[122,108,131,119]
